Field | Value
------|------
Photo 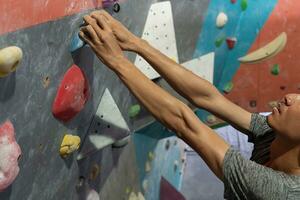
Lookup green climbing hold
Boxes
[271,64,280,75]
[241,0,248,11]
[215,37,225,47]
[223,82,234,93]
[129,104,141,118]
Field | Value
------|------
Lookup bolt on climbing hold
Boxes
[52,64,90,122]
[215,36,226,47]
[59,134,81,158]
[129,104,141,118]
[206,115,217,124]
[113,2,121,12]
[271,64,280,75]
[70,31,85,52]
[223,82,234,94]
[148,151,155,161]
[0,46,23,78]
[216,12,228,28]
[226,37,237,49]
[0,120,22,192]
[241,0,248,11]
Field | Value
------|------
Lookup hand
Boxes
[90,10,142,52]
[79,15,126,70]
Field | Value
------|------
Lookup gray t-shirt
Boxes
[223,113,300,199]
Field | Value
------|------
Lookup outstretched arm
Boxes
[80,14,230,180]
[91,10,252,134]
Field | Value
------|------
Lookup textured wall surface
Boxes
[0,0,209,199]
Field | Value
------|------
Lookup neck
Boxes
[268,136,300,176]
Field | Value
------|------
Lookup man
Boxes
[79,10,300,199]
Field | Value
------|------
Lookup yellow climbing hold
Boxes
[59,134,81,158]
[0,46,23,77]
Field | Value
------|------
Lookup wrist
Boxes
[132,38,149,53]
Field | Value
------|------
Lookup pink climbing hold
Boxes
[226,37,237,50]
[52,64,90,122]
[231,0,237,3]
[0,120,21,191]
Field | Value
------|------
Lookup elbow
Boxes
[161,102,196,138]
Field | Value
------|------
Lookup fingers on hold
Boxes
[78,31,92,46]
[86,25,99,42]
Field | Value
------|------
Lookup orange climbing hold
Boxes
[0,120,22,192]
[52,64,90,122]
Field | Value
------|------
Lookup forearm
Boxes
[113,58,190,135]
[135,39,220,108]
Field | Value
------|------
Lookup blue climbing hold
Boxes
[69,32,85,52]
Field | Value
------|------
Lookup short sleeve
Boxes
[222,148,288,200]
[248,113,273,143]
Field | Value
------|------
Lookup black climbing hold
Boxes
[113,3,121,13]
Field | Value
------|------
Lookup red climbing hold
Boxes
[0,120,21,191]
[231,0,237,3]
[52,64,90,122]
[226,37,237,49]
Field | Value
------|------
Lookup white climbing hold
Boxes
[216,12,228,28]
[0,46,23,77]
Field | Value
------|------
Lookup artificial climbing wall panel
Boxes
[0,0,211,199]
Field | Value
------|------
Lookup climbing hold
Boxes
[0,46,23,78]
[0,120,21,192]
[226,37,237,49]
[89,164,100,180]
[125,187,131,194]
[239,32,287,64]
[145,161,151,172]
[271,64,280,75]
[148,151,155,161]
[223,82,234,94]
[52,64,90,122]
[215,37,225,48]
[86,189,100,200]
[129,191,146,200]
[216,12,228,28]
[249,100,257,108]
[59,134,81,158]
[231,0,237,3]
[129,104,141,118]
[241,0,248,11]
[206,115,217,124]
[42,75,50,88]
[113,3,121,13]
[112,135,131,148]
[69,32,85,52]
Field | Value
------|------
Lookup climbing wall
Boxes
[0,0,209,199]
